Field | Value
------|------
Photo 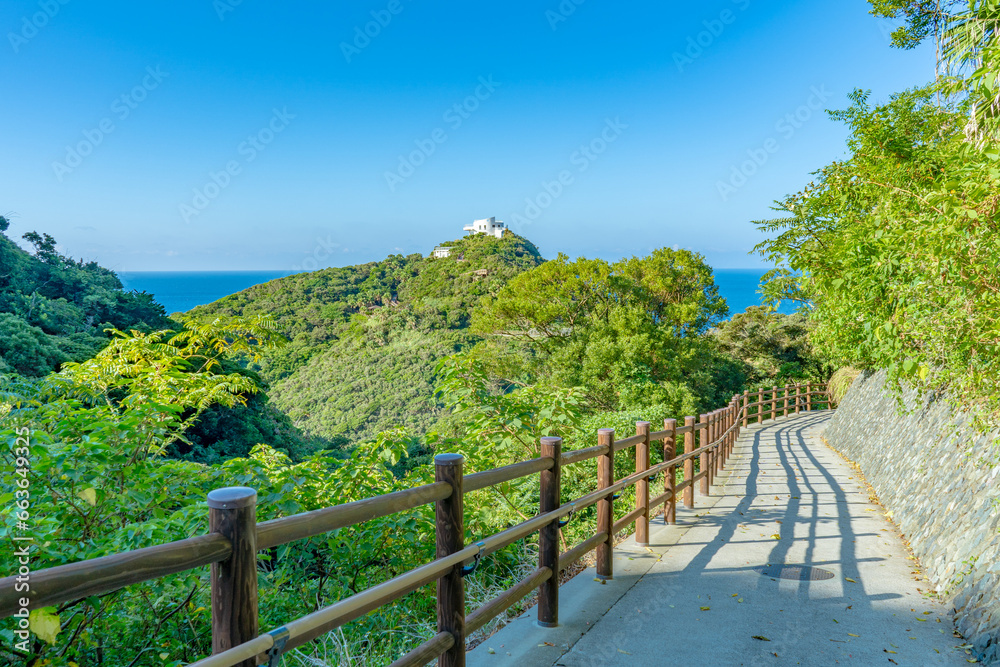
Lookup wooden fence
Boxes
[0,382,829,667]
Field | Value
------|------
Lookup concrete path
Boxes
[469,411,972,666]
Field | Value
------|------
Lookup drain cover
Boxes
[753,565,835,581]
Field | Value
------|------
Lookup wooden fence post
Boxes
[795,383,802,414]
[596,429,614,580]
[732,399,738,455]
[721,406,729,469]
[757,387,764,424]
[720,407,728,471]
[726,400,735,462]
[715,409,723,474]
[771,386,778,421]
[698,412,715,495]
[706,412,716,488]
[635,422,650,547]
[742,390,750,428]
[714,409,723,475]
[734,396,740,450]
[723,405,729,464]
[663,419,677,525]
[435,454,465,666]
[729,400,735,455]
[538,437,562,627]
[699,413,710,497]
[208,487,258,666]
[807,381,813,411]
[785,384,792,416]
[683,416,695,509]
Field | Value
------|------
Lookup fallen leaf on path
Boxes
[845,577,857,583]
[752,636,771,641]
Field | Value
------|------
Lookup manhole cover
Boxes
[753,564,835,581]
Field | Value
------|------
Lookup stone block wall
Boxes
[823,369,1000,664]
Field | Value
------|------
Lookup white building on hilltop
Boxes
[463,217,506,239]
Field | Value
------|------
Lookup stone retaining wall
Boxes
[823,369,1000,664]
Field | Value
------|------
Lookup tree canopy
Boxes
[471,248,738,414]
[757,5,1000,423]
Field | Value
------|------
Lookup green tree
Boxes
[868,0,960,50]
[709,306,831,385]
[755,84,1000,423]
[472,248,732,413]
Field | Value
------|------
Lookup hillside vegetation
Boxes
[1,228,829,665]
[0,217,323,463]
[0,217,168,375]
[190,233,545,441]
[756,2,1000,426]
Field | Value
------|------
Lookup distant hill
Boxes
[189,232,544,441]
[0,220,168,376]
[0,217,325,464]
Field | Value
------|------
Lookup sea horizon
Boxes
[119,268,795,317]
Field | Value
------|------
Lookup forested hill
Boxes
[0,218,168,376]
[188,232,544,442]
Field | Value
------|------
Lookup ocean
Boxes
[118,269,793,317]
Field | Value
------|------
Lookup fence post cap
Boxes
[207,486,257,509]
[636,421,650,429]
[434,453,465,466]
[597,428,615,436]
[540,436,563,445]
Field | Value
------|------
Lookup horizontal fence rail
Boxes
[1,382,829,666]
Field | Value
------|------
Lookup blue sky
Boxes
[1,0,934,271]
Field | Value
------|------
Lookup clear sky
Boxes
[1,0,935,271]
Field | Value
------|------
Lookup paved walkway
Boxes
[469,411,971,666]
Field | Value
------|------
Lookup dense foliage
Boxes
[0,320,582,666]
[469,248,745,417]
[0,220,168,376]
[0,223,833,664]
[190,233,545,442]
[757,3,1000,423]
[709,306,833,388]
[0,219,324,463]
